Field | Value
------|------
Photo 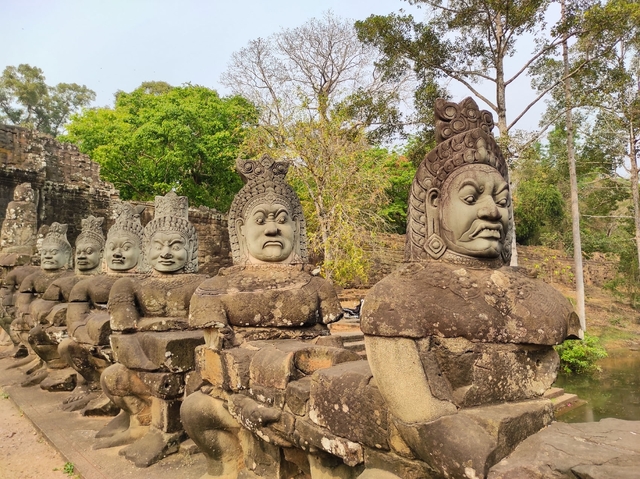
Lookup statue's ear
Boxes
[236,218,245,238]
[427,188,439,209]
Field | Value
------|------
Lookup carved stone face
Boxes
[437,165,509,258]
[40,241,70,270]
[75,240,103,272]
[148,231,188,273]
[241,201,295,263]
[106,232,141,271]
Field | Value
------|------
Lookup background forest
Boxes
[1,1,639,308]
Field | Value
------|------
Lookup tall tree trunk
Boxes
[493,14,518,266]
[562,0,586,333]
[629,121,640,272]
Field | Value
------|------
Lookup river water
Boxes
[554,348,640,423]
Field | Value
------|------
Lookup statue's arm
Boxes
[108,277,139,332]
[315,278,343,324]
[364,335,457,424]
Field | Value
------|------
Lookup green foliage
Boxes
[514,178,565,245]
[555,332,608,375]
[378,151,416,234]
[0,64,95,137]
[225,12,406,283]
[63,462,75,475]
[356,1,560,134]
[61,84,257,211]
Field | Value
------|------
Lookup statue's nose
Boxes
[478,200,500,219]
[264,222,279,235]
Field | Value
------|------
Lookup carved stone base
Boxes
[119,427,184,468]
[395,400,554,479]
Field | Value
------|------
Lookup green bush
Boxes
[555,332,608,375]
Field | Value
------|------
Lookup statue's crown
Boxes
[237,155,290,183]
[435,97,495,143]
[154,191,189,219]
[108,203,145,242]
[77,215,105,248]
[42,222,72,253]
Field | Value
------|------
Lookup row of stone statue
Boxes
[0,98,581,479]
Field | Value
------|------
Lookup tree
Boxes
[357,1,565,137]
[222,12,408,283]
[61,84,258,212]
[555,0,640,307]
[0,64,95,137]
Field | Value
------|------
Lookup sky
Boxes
[2,0,546,132]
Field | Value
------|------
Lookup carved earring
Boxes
[424,189,447,259]
[425,233,446,259]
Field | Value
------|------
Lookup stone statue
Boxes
[22,217,106,389]
[360,98,583,478]
[95,192,207,467]
[59,204,145,411]
[0,264,39,356]
[181,156,347,479]
[0,182,38,259]
[10,223,74,371]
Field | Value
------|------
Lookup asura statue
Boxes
[361,97,583,478]
[182,156,348,479]
[23,216,106,389]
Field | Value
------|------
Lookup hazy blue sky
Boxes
[2,0,545,131]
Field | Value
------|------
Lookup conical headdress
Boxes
[405,97,511,263]
[142,192,198,273]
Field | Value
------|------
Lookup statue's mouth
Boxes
[111,258,124,264]
[159,260,175,265]
[263,241,282,248]
[468,222,503,240]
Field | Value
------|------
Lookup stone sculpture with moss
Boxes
[95,192,208,467]
[59,203,145,412]
[360,98,583,478]
[181,156,348,479]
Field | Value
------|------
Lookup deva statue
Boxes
[11,223,75,373]
[95,192,207,467]
[59,203,145,411]
[360,98,582,478]
[22,217,106,389]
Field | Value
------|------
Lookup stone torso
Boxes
[20,269,74,296]
[109,274,208,332]
[189,265,342,329]
[362,261,578,345]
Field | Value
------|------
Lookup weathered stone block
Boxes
[396,399,554,479]
[286,377,311,416]
[151,397,183,433]
[249,345,296,390]
[137,371,185,399]
[430,338,559,407]
[364,448,437,479]
[224,347,254,391]
[195,346,226,387]
[110,330,204,371]
[294,418,364,467]
[294,345,360,375]
[489,418,640,479]
[309,361,389,450]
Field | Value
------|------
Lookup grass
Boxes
[592,325,638,347]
